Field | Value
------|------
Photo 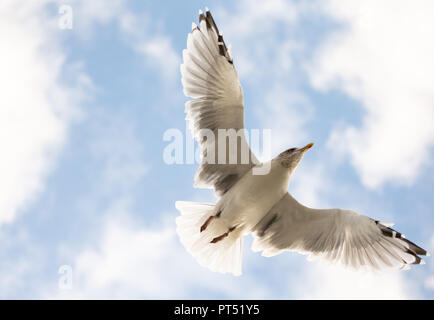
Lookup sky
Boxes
[1,0,434,299]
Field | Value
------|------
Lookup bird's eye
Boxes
[287,148,296,153]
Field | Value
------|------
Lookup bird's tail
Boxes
[175,201,243,276]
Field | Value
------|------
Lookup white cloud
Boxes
[425,277,434,290]
[217,0,299,79]
[137,36,180,79]
[290,163,329,208]
[70,214,179,298]
[309,0,434,188]
[66,0,179,83]
[294,262,415,299]
[50,210,271,299]
[74,0,125,23]
[0,1,86,224]
[256,85,314,158]
[67,0,126,37]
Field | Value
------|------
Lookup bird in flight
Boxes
[175,8,428,276]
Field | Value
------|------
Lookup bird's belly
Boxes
[218,166,289,232]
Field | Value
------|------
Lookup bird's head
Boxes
[277,142,314,172]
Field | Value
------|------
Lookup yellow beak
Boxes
[300,142,314,151]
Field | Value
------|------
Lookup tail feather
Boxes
[175,201,243,276]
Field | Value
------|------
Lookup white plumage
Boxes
[176,8,428,276]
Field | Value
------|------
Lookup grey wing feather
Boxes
[181,9,258,196]
[252,193,429,270]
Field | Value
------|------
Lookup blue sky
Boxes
[1,0,433,299]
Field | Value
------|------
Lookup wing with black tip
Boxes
[252,193,429,270]
[181,8,259,197]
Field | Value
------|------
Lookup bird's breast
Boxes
[218,162,289,231]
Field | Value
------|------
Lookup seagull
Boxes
[175,8,428,276]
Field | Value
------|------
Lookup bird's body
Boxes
[175,8,428,276]
[216,159,289,233]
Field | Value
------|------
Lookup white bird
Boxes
[175,8,428,276]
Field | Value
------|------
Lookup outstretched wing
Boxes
[252,193,429,270]
[181,8,259,197]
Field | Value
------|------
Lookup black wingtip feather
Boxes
[196,8,233,64]
[205,9,220,35]
[199,10,206,24]
[374,219,428,264]
[401,237,428,256]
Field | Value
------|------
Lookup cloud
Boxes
[67,0,126,36]
[217,0,299,79]
[66,213,180,298]
[136,36,180,79]
[117,9,180,82]
[293,262,415,299]
[50,209,271,299]
[256,85,314,158]
[0,1,87,224]
[308,0,434,188]
[65,0,179,84]
[290,163,329,208]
